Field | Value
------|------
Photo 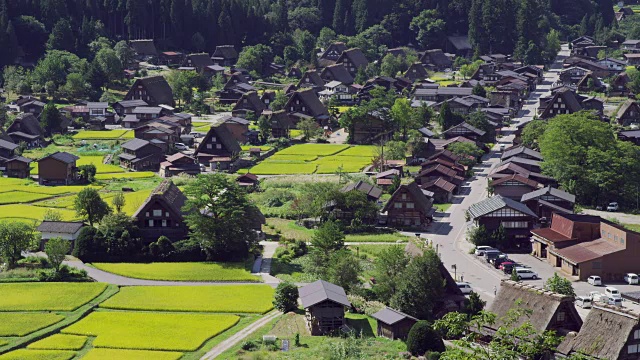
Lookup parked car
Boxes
[587,275,602,286]
[606,296,623,307]
[474,246,495,256]
[457,282,473,295]
[492,256,510,268]
[499,261,516,272]
[605,286,622,300]
[589,291,603,302]
[175,143,189,151]
[484,250,502,263]
[625,273,639,285]
[499,144,506,151]
[514,267,539,280]
[607,202,619,212]
[575,296,592,309]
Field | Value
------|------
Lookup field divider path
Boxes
[64,261,267,286]
[200,310,281,360]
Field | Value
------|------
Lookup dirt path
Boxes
[581,209,640,225]
[200,310,281,359]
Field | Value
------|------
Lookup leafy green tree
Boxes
[270,92,288,111]
[467,225,493,247]
[40,102,62,136]
[511,268,520,282]
[329,249,362,292]
[74,188,111,226]
[43,209,63,222]
[94,48,122,87]
[111,192,125,213]
[472,83,486,98]
[114,40,135,67]
[183,174,259,261]
[273,281,299,312]
[520,120,547,150]
[167,70,202,106]
[236,44,274,75]
[492,225,507,248]
[47,19,74,52]
[391,98,418,140]
[467,111,495,143]
[373,245,409,303]
[316,27,336,49]
[384,140,407,160]
[63,73,88,100]
[464,292,486,316]
[45,237,69,272]
[448,142,482,167]
[311,220,344,258]
[545,273,576,297]
[78,164,97,183]
[257,115,271,142]
[391,248,445,320]
[410,9,445,50]
[296,118,322,140]
[406,321,446,356]
[325,190,378,225]
[0,221,35,269]
[438,101,464,130]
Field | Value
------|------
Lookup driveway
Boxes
[327,128,349,144]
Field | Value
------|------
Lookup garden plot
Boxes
[0,313,64,336]
[81,349,183,360]
[0,283,107,311]
[92,262,259,282]
[276,144,349,156]
[27,334,88,350]
[72,130,134,140]
[77,156,125,174]
[0,349,75,360]
[62,311,239,351]
[0,205,77,221]
[100,286,274,313]
[0,191,56,205]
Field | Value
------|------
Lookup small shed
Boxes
[36,221,86,252]
[299,280,352,335]
[371,307,418,340]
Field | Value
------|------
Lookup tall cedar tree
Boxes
[182,174,259,261]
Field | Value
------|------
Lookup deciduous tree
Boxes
[0,222,35,269]
[45,237,69,272]
[74,188,111,226]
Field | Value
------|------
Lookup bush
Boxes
[241,340,258,351]
[171,239,206,261]
[347,295,385,315]
[406,321,445,356]
[17,256,50,268]
[273,281,299,312]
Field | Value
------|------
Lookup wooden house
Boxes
[231,92,267,118]
[36,221,86,252]
[159,153,200,177]
[211,45,238,66]
[124,76,175,107]
[0,139,17,160]
[300,280,352,335]
[372,307,418,341]
[113,99,148,117]
[216,115,252,143]
[236,173,259,188]
[616,100,640,127]
[3,156,32,178]
[558,305,640,359]
[129,39,157,60]
[521,186,575,219]
[18,99,45,117]
[416,164,465,187]
[119,138,164,171]
[351,109,394,144]
[501,146,543,162]
[490,174,542,201]
[498,156,542,173]
[381,182,435,230]
[318,42,348,68]
[420,177,456,204]
[320,64,354,85]
[158,51,184,66]
[489,162,555,187]
[268,110,293,138]
[420,49,452,71]
[485,280,582,339]
[341,181,383,202]
[133,180,189,243]
[38,152,79,186]
[7,113,44,148]
[286,67,302,78]
[336,48,369,77]
[297,70,325,92]
[404,62,428,82]
[442,121,486,141]
[284,89,330,124]
[467,195,538,250]
[194,124,241,170]
[610,72,631,96]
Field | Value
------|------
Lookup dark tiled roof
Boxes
[121,138,152,151]
[37,221,85,234]
[467,195,537,219]
[0,139,18,151]
[530,227,574,242]
[490,174,541,188]
[372,307,418,325]
[521,186,575,203]
[39,152,79,164]
[442,122,486,137]
[501,146,543,161]
[421,177,456,193]
[341,180,383,200]
[299,280,351,308]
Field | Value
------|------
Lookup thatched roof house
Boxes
[486,280,582,336]
[557,304,640,359]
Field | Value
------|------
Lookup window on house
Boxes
[207,144,212,149]
[634,329,640,339]
[394,203,402,209]
[153,210,162,217]
[557,312,566,322]
[401,193,407,200]
[162,220,167,227]
[165,212,169,217]
[216,144,222,149]
[148,219,154,227]
[407,203,415,209]
[212,137,217,142]
[145,212,149,217]
[629,344,639,354]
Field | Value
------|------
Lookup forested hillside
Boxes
[0,0,616,70]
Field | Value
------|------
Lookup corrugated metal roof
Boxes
[467,195,538,219]
[372,307,418,325]
[299,280,351,308]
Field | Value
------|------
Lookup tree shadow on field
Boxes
[347,318,375,337]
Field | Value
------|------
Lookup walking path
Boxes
[200,310,282,360]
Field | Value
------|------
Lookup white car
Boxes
[587,275,602,286]
[514,267,539,280]
[457,282,473,295]
[499,144,506,151]
[625,273,639,285]
[474,246,495,256]
[175,143,189,151]
[607,202,619,212]
[605,286,622,300]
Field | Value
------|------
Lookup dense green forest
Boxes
[0,0,616,71]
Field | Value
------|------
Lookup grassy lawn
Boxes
[62,311,240,351]
[77,155,125,174]
[266,218,410,243]
[81,349,183,360]
[434,203,453,212]
[27,334,88,350]
[276,144,350,156]
[91,262,260,282]
[624,224,640,233]
[0,313,64,336]
[72,130,134,140]
[0,191,56,204]
[348,244,403,260]
[345,233,410,243]
[0,283,107,311]
[270,255,319,283]
[100,286,274,313]
[0,350,75,360]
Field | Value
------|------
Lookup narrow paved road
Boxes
[401,45,570,305]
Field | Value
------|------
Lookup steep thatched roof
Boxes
[488,280,581,333]
[557,305,640,359]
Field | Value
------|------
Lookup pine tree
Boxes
[332,0,346,33]
[47,19,75,52]
[352,0,368,33]
[276,0,289,33]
